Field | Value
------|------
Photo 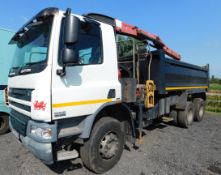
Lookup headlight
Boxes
[27,120,57,143]
[4,87,9,105]
[30,125,52,139]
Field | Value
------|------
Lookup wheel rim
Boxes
[99,132,119,160]
[0,117,6,130]
[187,109,193,124]
[199,106,204,118]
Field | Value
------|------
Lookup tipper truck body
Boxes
[8,8,209,173]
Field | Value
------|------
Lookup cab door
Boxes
[51,18,121,120]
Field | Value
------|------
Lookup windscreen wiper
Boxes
[8,66,22,77]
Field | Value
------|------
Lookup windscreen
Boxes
[9,16,53,76]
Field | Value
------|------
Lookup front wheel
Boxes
[80,117,125,173]
[0,114,9,135]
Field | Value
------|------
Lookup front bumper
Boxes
[9,112,91,164]
[21,135,53,164]
[9,120,55,164]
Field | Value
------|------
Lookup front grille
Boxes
[10,109,29,136]
[9,88,33,102]
[9,100,31,112]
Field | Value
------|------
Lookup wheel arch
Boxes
[79,102,134,139]
[0,105,10,116]
[191,92,206,101]
[175,90,206,110]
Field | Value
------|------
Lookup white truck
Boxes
[8,8,209,173]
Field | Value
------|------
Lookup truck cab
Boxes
[0,28,15,134]
[8,8,209,173]
[8,7,121,168]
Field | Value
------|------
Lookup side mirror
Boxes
[62,47,78,65]
[57,47,78,77]
[57,8,80,77]
[64,10,80,44]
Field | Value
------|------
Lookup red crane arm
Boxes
[115,20,181,60]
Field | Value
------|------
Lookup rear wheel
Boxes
[0,114,9,135]
[178,102,194,128]
[193,98,205,121]
[169,110,178,125]
[80,117,125,173]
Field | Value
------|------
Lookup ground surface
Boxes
[0,113,221,175]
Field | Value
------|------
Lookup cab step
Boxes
[57,149,79,161]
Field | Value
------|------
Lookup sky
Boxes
[0,0,220,78]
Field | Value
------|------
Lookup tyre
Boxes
[178,102,194,128]
[80,117,125,174]
[193,98,205,122]
[0,114,9,135]
[169,110,178,125]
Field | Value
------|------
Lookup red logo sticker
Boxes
[33,101,47,111]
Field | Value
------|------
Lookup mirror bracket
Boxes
[56,65,66,77]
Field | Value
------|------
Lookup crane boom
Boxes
[115,20,181,60]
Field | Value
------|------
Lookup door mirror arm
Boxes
[56,65,66,77]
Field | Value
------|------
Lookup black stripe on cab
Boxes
[0,85,7,90]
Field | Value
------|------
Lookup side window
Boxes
[74,25,102,65]
[59,19,103,65]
